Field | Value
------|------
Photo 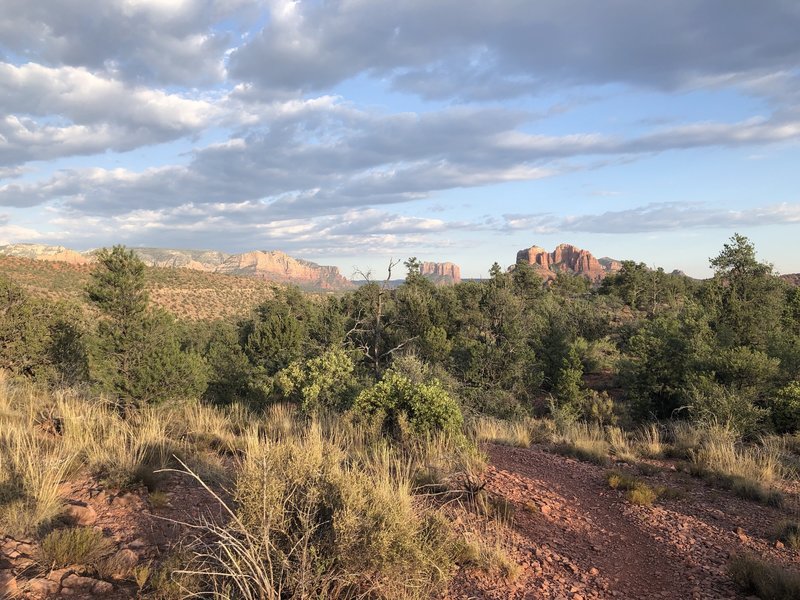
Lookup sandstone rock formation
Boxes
[0,244,91,265]
[516,243,621,283]
[420,261,461,284]
[0,244,353,290]
[216,251,353,290]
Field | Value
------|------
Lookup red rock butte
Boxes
[516,243,621,283]
[420,261,461,284]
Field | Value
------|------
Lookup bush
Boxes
[776,521,800,550]
[37,527,113,569]
[275,347,356,413]
[770,382,800,434]
[352,371,463,437]
[688,376,768,437]
[202,426,456,598]
[729,554,800,600]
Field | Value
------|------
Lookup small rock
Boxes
[108,548,139,578]
[63,502,97,526]
[93,580,114,594]
[26,577,60,596]
[46,568,72,583]
[0,570,18,596]
[62,574,98,590]
[776,540,785,549]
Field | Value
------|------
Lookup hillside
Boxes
[0,256,279,321]
[0,244,353,291]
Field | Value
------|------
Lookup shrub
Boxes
[352,371,463,437]
[770,382,800,434]
[274,347,356,413]
[197,426,456,599]
[776,521,800,550]
[626,485,657,506]
[37,527,113,569]
[729,554,800,600]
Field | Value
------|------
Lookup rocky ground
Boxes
[447,443,800,599]
[3,443,799,599]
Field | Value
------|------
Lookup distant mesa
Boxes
[0,243,92,266]
[515,243,622,283]
[216,250,353,290]
[0,244,353,291]
[420,261,461,284]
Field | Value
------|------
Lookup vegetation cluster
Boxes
[2,234,800,597]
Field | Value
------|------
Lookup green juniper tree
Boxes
[87,246,207,407]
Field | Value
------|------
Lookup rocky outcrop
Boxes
[516,243,621,283]
[0,243,91,265]
[420,261,461,284]
[131,248,229,272]
[216,251,353,290]
[0,244,353,290]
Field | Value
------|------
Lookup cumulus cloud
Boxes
[0,62,221,165]
[502,202,800,234]
[230,0,800,99]
[0,0,257,85]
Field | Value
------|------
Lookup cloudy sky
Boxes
[1,0,799,278]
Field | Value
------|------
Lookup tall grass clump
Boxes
[690,425,785,505]
[470,417,531,448]
[0,377,75,537]
[553,422,610,465]
[607,426,636,462]
[729,554,800,600]
[635,423,664,458]
[188,423,458,599]
[668,421,705,458]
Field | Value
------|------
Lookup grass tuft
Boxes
[37,527,113,570]
[729,554,800,600]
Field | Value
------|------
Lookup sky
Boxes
[0,0,799,279]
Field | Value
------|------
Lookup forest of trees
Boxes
[2,234,799,437]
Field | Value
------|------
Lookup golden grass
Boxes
[471,417,532,448]
[689,425,785,505]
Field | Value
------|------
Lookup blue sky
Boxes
[0,0,799,278]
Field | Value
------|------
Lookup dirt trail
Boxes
[449,443,800,599]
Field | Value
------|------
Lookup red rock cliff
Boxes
[516,243,620,283]
[420,261,461,284]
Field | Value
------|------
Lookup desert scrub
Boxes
[635,423,664,458]
[553,422,610,465]
[193,424,457,599]
[606,470,672,506]
[37,527,113,569]
[729,554,800,600]
[689,425,785,506]
[351,371,463,438]
[470,417,531,448]
[775,522,800,550]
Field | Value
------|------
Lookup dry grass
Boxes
[553,422,610,465]
[471,417,532,448]
[37,527,113,569]
[635,424,664,458]
[607,426,636,462]
[689,425,785,506]
[729,554,800,600]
